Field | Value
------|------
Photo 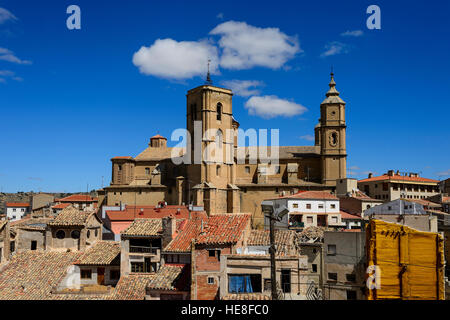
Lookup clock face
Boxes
[329,131,338,147]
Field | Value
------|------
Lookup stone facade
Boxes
[104,74,347,228]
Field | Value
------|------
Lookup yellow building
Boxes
[366,219,445,300]
[103,73,347,228]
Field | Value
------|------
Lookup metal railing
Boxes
[129,246,158,254]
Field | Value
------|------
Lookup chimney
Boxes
[396,170,400,175]
[162,215,176,247]
[368,173,373,178]
[387,170,394,176]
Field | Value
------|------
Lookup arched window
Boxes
[145,167,150,175]
[216,103,222,121]
[216,165,221,176]
[87,230,91,238]
[56,230,65,239]
[95,229,98,237]
[71,230,80,239]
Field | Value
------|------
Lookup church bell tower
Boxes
[319,72,347,186]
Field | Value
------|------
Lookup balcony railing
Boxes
[129,246,159,254]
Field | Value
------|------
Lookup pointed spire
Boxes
[321,70,345,104]
[205,59,212,85]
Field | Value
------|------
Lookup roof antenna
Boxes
[205,59,212,85]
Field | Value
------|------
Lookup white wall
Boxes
[6,207,28,221]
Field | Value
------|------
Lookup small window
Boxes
[71,230,80,239]
[366,204,371,209]
[327,244,336,255]
[208,277,215,284]
[331,204,336,209]
[306,204,312,209]
[56,230,66,239]
[328,273,337,281]
[292,203,298,208]
[388,206,392,210]
[346,274,356,282]
[21,208,25,212]
[318,204,324,209]
[275,165,280,174]
[95,229,98,237]
[145,167,150,175]
[31,241,37,251]
[216,165,221,176]
[13,208,16,212]
[87,230,91,238]
[245,166,250,174]
[306,216,313,224]
[216,103,222,121]
[312,264,317,273]
[208,250,215,257]
[118,165,122,171]
[81,269,92,279]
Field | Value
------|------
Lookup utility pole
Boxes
[269,211,278,300]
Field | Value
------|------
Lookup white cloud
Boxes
[437,169,450,177]
[0,70,23,83]
[216,13,224,20]
[0,48,32,64]
[299,134,314,141]
[320,41,349,57]
[245,95,307,118]
[340,30,363,37]
[0,8,17,24]
[349,165,360,170]
[220,79,264,97]
[132,39,219,80]
[210,21,301,70]
[0,70,14,77]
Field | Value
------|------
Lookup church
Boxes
[102,72,347,228]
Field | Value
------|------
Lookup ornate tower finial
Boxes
[205,59,212,85]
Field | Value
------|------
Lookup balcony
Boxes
[129,246,159,254]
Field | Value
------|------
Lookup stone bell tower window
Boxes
[216,103,222,121]
[329,132,338,147]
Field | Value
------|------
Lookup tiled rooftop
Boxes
[55,195,98,202]
[111,274,155,300]
[74,241,120,265]
[359,173,439,183]
[48,206,94,226]
[0,251,80,300]
[121,218,162,237]
[195,213,251,245]
[247,229,298,256]
[147,264,190,291]
[5,202,30,207]
[278,190,338,200]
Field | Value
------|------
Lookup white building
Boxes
[264,191,345,229]
[5,202,30,221]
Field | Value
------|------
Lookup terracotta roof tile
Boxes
[5,202,30,207]
[75,241,120,265]
[247,229,298,256]
[278,190,338,200]
[195,213,251,245]
[359,173,439,183]
[48,206,94,226]
[147,264,190,291]
[52,203,71,209]
[340,210,363,220]
[111,274,154,300]
[121,218,162,236]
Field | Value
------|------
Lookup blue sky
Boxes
[0,0,449,192]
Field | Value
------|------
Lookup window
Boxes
[318,204,324,209]
[56,230,66,239]
[346,290,357,300]
[191,104,197,120]
[145,167,150,175]
[346,274,356,282]
[306,216,313,224]
[208,250,215,257]
[118,165,122,171]
[328,273,338,281]
[327,244,336,255]
[263,278,271,291]
[208,277,214,284]
[331,204,336,209]
[228,274,262,293]
[331,216,338,224]
[388,206,392,210]
[95,229,98,237]
[312,264,317,273]
[245,166,250,174]
[275,165,280,174]
[131,262,144,273]
[21,208,25,212]
[31,241,37,251]
[216,103,222,121]
[110,270,120,280]
[281,269,291,293]
[366,204,371,209]
[87,230,90,238]
[13,208,16,212]
[306,203,311,209]
[216,165,221,176]
[81,269,92,279]
[71,230,80,239]
[293,203,298,208]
